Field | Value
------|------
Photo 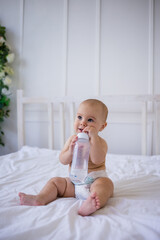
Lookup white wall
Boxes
[0,0,160,155]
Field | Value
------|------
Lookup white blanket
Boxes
[0,146,160,240]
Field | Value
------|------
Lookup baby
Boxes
[19,99,114,216]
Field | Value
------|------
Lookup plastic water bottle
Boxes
[70,132,90,184]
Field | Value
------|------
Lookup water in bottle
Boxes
[70,132,90,184]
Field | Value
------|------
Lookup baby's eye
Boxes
[88,118,94,122]
[77,115,82,120]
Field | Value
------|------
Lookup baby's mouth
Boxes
[78,128,83,132]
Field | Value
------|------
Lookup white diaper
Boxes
[74,170,107,200]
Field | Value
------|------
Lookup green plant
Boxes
[0,25,14,146]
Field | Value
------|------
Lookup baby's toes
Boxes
[95,197,100,208]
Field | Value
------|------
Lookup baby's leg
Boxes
[19,177,75,206]
[78,177,114,216]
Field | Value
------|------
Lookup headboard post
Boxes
[155,101,160,155]
[47,102,54,149]
[70,102,75,135]
[17,89,25,150]
[60,102,65,149]
[141,101,147,155]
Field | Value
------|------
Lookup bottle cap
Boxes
[77,132,89,140]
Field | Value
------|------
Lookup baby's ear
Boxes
[99,122,107,131]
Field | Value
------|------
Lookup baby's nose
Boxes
[81,120,87,126]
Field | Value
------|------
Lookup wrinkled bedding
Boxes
[0,146,160,240]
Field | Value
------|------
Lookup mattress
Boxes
[0,146,160,240]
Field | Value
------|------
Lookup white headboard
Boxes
[17,90,160,155]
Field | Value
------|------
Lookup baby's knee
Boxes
[48,177,67,196]
[91,177,114,197]
[49,177,65,187]
[103,178,114,196]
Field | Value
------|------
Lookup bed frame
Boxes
[17,89,160,155]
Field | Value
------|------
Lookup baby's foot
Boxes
[19,192,43,206]
[78,192,100,216]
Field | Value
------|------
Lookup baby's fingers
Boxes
[71,136,78,145]
[69,136,78,152]
[83,127,89,134]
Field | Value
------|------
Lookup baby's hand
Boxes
[83,126,98,138]
[69,135,78,153]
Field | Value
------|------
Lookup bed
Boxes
[0,90,160,240]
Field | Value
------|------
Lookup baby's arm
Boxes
[59,135,78,165]
[83,126,108,165]
[90,136,108,164]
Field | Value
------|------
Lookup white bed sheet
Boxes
[0,146,160,240]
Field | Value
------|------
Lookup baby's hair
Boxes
[80,99,108,122]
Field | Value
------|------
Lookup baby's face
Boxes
[74,103,106,133]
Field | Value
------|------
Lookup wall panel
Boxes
[67,0,96,97]
[101,0,149,95]
[154,0,160,94]
[22,0,64,97]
